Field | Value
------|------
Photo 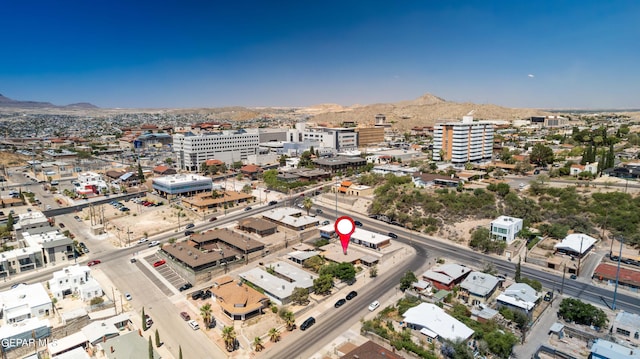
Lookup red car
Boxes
[153,259,166,267]
[87,260,101,266]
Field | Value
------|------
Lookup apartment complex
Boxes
[432,116,494,164]
[173,129,260,171]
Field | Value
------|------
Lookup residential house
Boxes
[152,165,177,176]
[612,311,640,346]
[490,216,523,244]
[0,283,53,323]
[459,271,500,305]
[412,173,461,188]
[554,233,597,259]
[403,303,474,343]
[496,283,539,318]
[590,339,640,359]
[570,162,598,176]
[339,340,404,359]
[240,164,263,180]
[48,264,103,301]
[422,263,472,290]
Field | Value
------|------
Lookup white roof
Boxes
[48,332,87,356]
[262,207,318,228]
[270,261,317,289]
[0,317,50,338]
[16,211,49,227]
[554,233,597,254]
[0,283,51,312]
[496,283,539,311]
[491,216,523,226]
[287,250,319,261]
[239,268,296,300]
[51,347,91,359]
[403,303,474,341]
[351,228,391,245]
[80,320,119,344]
[152,173,212,185]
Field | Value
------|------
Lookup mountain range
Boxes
[0,94,98,109]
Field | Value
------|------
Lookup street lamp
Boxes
[612,236,624,310]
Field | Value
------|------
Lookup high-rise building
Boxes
[173,129,259,171]
[432,116,494,164]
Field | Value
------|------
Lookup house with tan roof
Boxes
[181,190,254,212]
[152,165,176,176]
[211,275,269,320]
[240,164,263,180]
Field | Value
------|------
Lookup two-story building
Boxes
[422,263,472,291]
[490,216,523,244]
[48,264,103,301]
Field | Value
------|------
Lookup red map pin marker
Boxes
[335,216,356,255]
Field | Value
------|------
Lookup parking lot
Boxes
[143,253,190,292]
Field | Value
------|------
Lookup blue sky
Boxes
[1,1,639,109]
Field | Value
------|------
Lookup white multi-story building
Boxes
[490,216,523,244]
[173,129,260,171]
[14,211,52,239]
[152,174,213,198]
[49,264,103,301]
[432,116,494,164]
[0,283,53,323]
[301,127,358,152]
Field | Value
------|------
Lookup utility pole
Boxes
[612,236,624,310]
[577,236,584,276]
[127,226,131,247]
[560,263,566,295]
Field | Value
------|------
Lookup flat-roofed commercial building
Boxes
[152,174,213,198]
[433,116,494,164]
[174,129,260,171]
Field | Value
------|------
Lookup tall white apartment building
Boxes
[432,116,494,164]
[173,129,259,171]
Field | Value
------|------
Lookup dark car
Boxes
[388,232,398,239]
[208,317,217,329]
[244,206,252,211]
[346,291,358,300]
[544,291,554,302]
[570,274,578,280]
[345,277,356,286]
[59,223,65,228]
[354,220,363,227]
[180,312,191,321]
[191,290,204,300]
[268,200,278,206]
[184,230,194,236]
[201,289,212,300]
[300,317,316,331]
[179,283,193,291]
[209,216,218,222]
[185,223,195,229]
[334,299,346,308]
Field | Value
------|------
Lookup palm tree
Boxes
[268,327,281,343]
[200,304,212,328]
[222,326,237,352]
[283,311,296,331]
[302,197,313,216]
[253,336,264,352]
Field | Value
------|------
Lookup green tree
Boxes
[302,197,313,215]
[178,346,183,359]
[530,143,554,166]
[335,262,356,281]
[148,336,153,359]
[281,310,296,331]
[313,274,333,295]
[269,327,281,342]
[200,303,213,329]
[303,255,324,272]
[369,266,378,278]
[515,257,521,282]
[155,329,161,347]
[222,326,237,352]
[138,162,144,183]
[241,184,253,194]
[558,298,608,328]
[6,214,14,232]
[290,287,309,305]
[253,336,265,352]
[399,271,418,292]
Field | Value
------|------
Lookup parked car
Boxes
[184,230,194,236]
[145,315,153,327]
[321,220,330,226]
[180,312,191,321]
[345,277,356,286]
[59,223,65,228]
[87,260,101,266]
[188,320,200,330]
[138,238,149,244]
[153,259,166,267]
[368,300,380,311]
[185,223,195,229]
[388,232,398,239]
[570,274,578,280]
[179,283,193,291]
[315,209,323,214]
[354,220,363,227]
[300,317,316,331]
[544,291,554,302]
[268,201,278,206]
[79,242,89,253]
[209,216,218,222]
[207,317,217,329]
[148,241,160,247]
[191,290,204,300]
[201,289,212,300]
[346,291,358,300]
[125,293,132,301]
[130,258,137,263]
[244,206,252,211]
[334,299,346,308]
[74,215,82,222]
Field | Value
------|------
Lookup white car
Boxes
[368,300,380,311]
[138,238,149,244]
[148,241,160,247]
[125,293,132,301]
